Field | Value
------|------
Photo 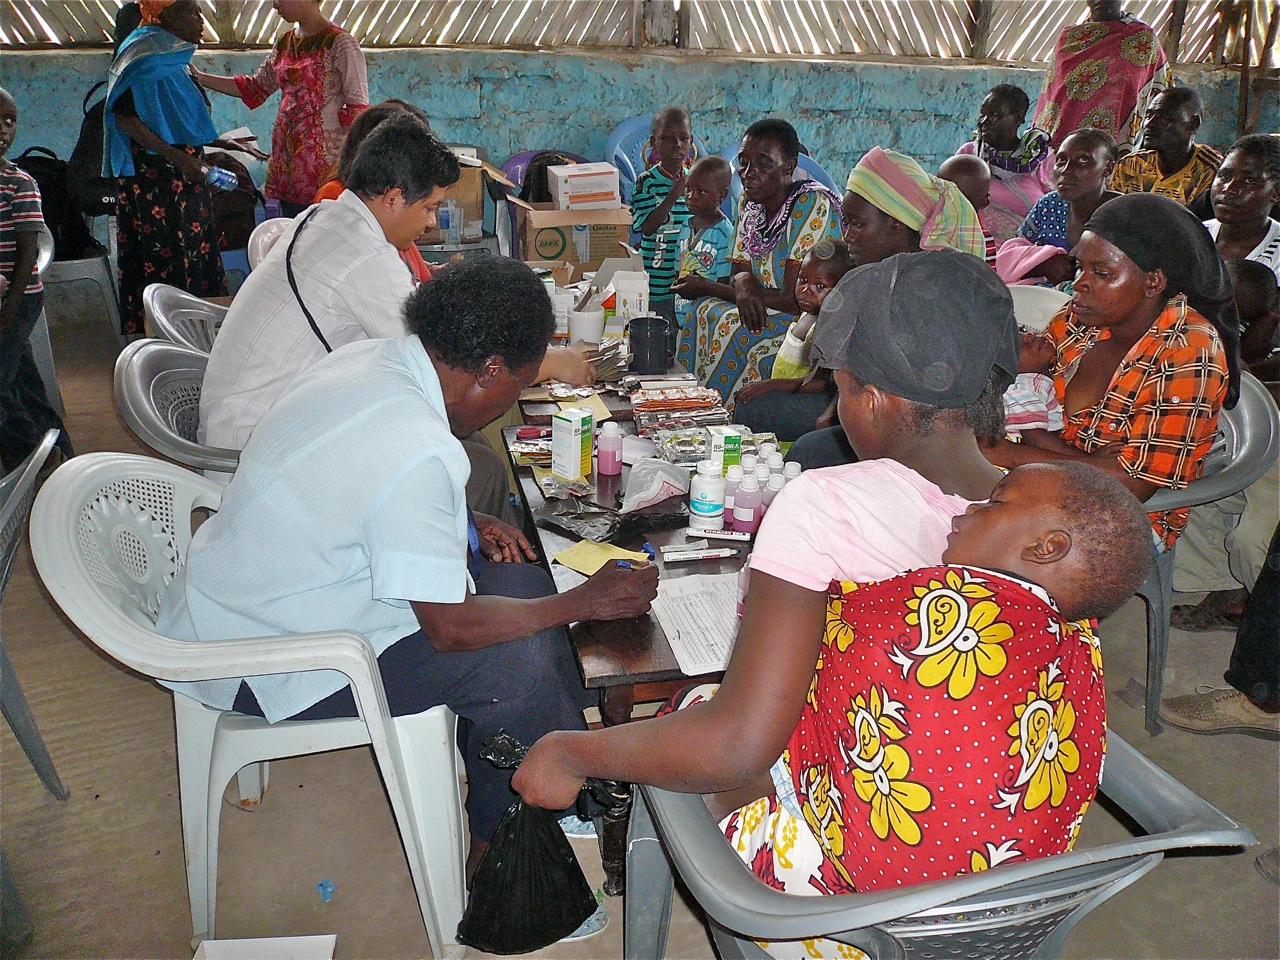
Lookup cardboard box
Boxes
[512,201,633,272]
[552,407,594,481]
[548,162,621,210]
[417,153,514,245]
[194,935,336,960]
[706,425,744,473]
[524,260,579,287]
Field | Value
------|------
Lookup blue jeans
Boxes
[735,390,831,443]
[234,560,593,841]
[0,292,71,471]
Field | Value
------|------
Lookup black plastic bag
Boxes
[455,798,598,954]
[455,732,601,954]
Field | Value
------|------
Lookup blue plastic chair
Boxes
[720,142,842,216]
[603,114,712,206]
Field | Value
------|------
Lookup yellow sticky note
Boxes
[557,391,612,423]
[521,386,554,401]
[552,540,649,576]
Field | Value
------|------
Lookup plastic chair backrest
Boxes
[604,114,712,205]
[720,142,841,215]
[0,431,58,599]
[113,339,241,475]
[628,732,1253,958]
[142,283,228,354]
[247,217,293,270]
[1146,371,1279,513]
[36,225,54,276]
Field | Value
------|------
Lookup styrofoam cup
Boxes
[568,307,606,344]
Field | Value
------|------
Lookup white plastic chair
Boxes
[1,430,67,801]
[29,453,467,955]
[113,339,240,476]
[247,217,293,270]
[1138,371,1280,733]
[1009,284,1071,332]
[30,226,65,419]
[142,283,228,353]
[626,733,1254,959]
[42,231,124,347]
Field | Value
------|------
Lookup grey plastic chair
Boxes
[30,226,65,420]
[1138,371,1280,734]
[0,429,68,801]
[113,339,240,476]
[625,732,1255,960]
[142,283,228,353]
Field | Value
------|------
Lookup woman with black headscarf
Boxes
[983,193,1233,552]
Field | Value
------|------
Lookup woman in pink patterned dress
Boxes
[194,0,367,215]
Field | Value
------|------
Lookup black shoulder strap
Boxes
[284,208,333,353]
[83,81,107,114]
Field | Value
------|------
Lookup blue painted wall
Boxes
[2,47,1270,190]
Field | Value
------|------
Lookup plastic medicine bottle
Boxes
[724,464,744,513]
[597,421,623,475]
[762,473,786,515]
[732,474,763,534]
[690,460,727,531]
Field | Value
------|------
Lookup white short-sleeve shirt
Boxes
[159,336,471,722]
[199,190,417,451]
[751,459,974,590]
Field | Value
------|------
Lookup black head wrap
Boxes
[1083,194,1240,407]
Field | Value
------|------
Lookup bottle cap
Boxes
[696,460,720,477]
[726,464,744,481]
[767,473,786,491]
[784,461,802,479]
[758,442,778,459]
[740,454,758,470]
[738,474,759,492]
[754,464,770,482]
[601,421,620,435]
[768,452,784,469]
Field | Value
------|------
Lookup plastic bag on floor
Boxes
[455,733,600,954]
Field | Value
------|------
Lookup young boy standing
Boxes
[0,86,71,472]
[631,107,695,329]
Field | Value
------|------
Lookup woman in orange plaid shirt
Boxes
[983,193,1234,551]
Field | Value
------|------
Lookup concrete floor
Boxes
[2,282,1277,959]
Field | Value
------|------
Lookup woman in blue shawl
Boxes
[673,119,843,410]
[105,0,228,337]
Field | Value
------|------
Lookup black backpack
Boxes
[12,146,102,261]
[204,150,263,250]
[67,81,117,219]
[519,151,577,204]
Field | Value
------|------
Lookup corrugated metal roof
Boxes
[0,0,1275,69]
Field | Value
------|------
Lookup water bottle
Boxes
[689,460,727,531]
[205,165,238,192]
[440,199,461,245]
[732,474,762,535]
[596,421,623,476]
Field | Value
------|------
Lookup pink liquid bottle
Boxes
[596,421,622,476]
[761,473,785,516]
[724,464,744,514]
[732,474,762,534]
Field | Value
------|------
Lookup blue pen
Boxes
[615,559,635,570]
[642,542,656,561]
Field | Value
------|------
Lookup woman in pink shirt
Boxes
[511,249,1019,817]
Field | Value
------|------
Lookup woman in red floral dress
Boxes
[194,0,367,215]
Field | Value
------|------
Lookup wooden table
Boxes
[500,425,741,894]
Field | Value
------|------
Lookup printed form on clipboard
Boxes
[651,572,740,675]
